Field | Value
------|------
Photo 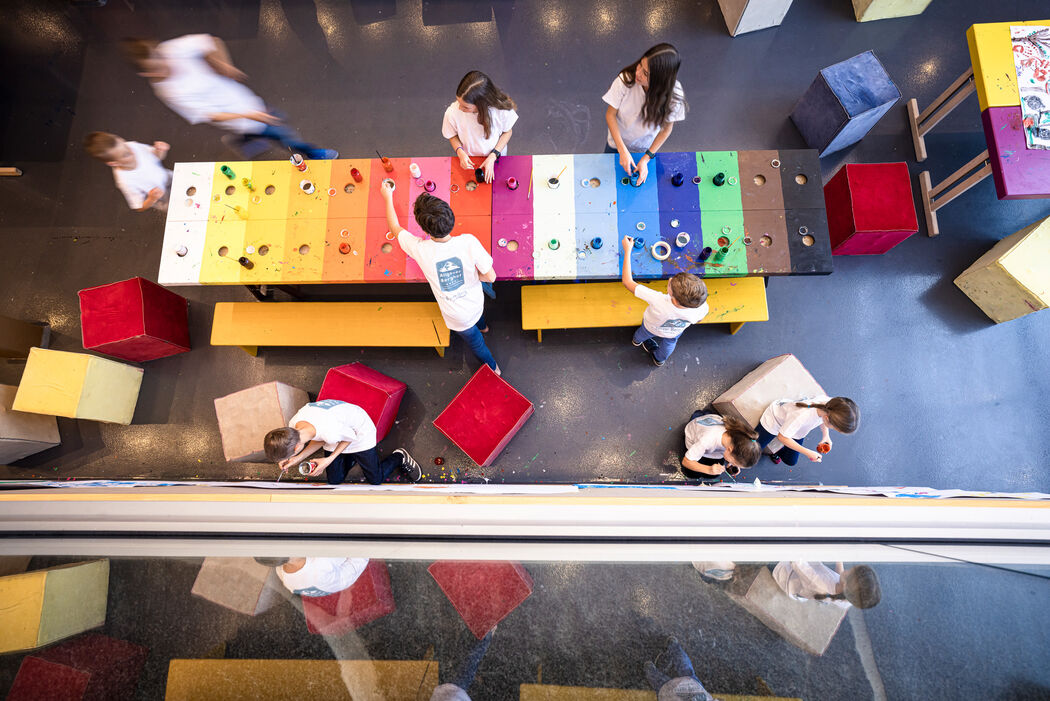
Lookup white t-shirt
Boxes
[684,414,726,462]
[772,561,849,609]
[603,75,686,151]
[441,102,518,157]
[275,557,369,597]
[398,231,493,332]
[759,395,830,440]
[634,283,709,339]
[112,141,172,210]
[152,34,267,135]
[658,677,713,701]
[288,399,376,454]
[430,685,472,701]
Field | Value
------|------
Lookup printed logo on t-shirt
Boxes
[693,416,724,427]
[310,399,345,410]
[660,319,691,329]
[436,257,465,292]
[295,586,332,597]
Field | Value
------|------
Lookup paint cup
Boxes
[675,232,690,247]
[629,172,640,187]
[298,461,317,475]
[713,172,726,187]
[475,168,486,183]
[290,154,306,172]
[633,236,645,250]
[381,157,394,173]
[237,256,254,269]
[671,172,685,187]
[725,463,741,477]
[698,246,713,262]
[692,175,702,185]
[591,237,603,249]
[220,165,235,179]
[339,242,351,255]
[424,180,436,192]
[506,177,518,190]
[175,245,188,257]
[548,239,560,250]
[350,167,363,183]
[241,177,255,191]
[547,177,560,189]
[714,246,730,261]
[817,442,831,454]
[300,180,315,194]
[409,162,421,178]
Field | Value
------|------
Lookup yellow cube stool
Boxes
[954,216,1050,324]
[852,0,932,22]
[13,348,143,424]
[0,560,109,654]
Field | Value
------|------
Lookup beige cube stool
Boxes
[213,381,309,462]
[13,348,142,425]
[717,0,794,36]
[852,0,932,22]
[1,384,59,463]
[713,354,825,454]
[191,558,281,616]
[954,216,1050,324]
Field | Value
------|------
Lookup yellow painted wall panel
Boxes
[0,571,47,653]
[853,0,932,22]
[76,355,143,424]
[12,348,88,418]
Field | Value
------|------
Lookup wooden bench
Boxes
[211,302,450,356]
[521,278,768,342]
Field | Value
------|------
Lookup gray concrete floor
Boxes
[1,0,1049,491]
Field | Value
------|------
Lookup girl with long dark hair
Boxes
[442,70,518,184]
[603,43,687,185]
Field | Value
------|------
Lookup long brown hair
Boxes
[723,415,761,468]
[795,397,859,434]
[618,43,687,127]
[456,70,516,140]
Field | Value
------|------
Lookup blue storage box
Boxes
[790,51,900,157]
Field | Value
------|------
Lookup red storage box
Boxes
[824,162,918,255]
[302,560,395,635]
[78,277,190,361]
[432,366,533,466]
[317,363,406,442]
[428,561,534,639]
[7,633,147,701]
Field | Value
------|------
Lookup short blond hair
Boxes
[670,273,706,308]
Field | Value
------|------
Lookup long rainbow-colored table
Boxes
[158,151,832,286]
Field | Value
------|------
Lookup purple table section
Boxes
[982,106,1050,200]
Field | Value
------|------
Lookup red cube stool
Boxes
[428,561,534,639]
[317,363,406,441]
[7,633,148,701]
[78,277,190,361]
[302,560,395,635]
[824,162,918,255]
[432,366,533,466]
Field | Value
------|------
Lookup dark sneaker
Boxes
[393,448,422,482]
[650,353,665,367]
[769,454,782,464]
[311,149,339,160]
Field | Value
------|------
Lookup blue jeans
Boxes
[756,424,804,466]
[246,122,330,160]
[456,315,497,370]
[645,638,698,690]
[324,446,403,485]
[633,326,680,363]
[446,629,494,690]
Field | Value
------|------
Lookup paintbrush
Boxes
[527,170,533,200]
[375,149,384,160]
[555,165,567,181]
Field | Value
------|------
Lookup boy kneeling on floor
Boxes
[264,399,420,484]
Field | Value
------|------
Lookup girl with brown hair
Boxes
[603,43,687,185]
[681,411,762,481]
[442,70,518,184]
[757,396,860,466]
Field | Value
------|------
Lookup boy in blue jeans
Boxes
[382,183,500,374]
[621,236,708,367]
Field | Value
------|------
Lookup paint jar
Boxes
[548,239,560,250]
[671,172,685,187]
[497,238,508,248]
[633,236,645,250]
[675,232,690,248]
[339,242,351,255]
[298,461,317,475]
[232,205,248,220]
[817,442,831,454]
[475,168,486,183]
[725,463,741,477]
[381,157,394,173]
[409,162,421,178]
[350,167,363,183]
[382,178,395,191]
[424,180,436,192]
[506,176,518,190]
[591,237,603,249]
[241,177,255,191]
[237,256,254,269]
[712,172,726,187]
[629,172,640,187]
[290,154,307,172]
[547,177,560,190]
[220,165,235,179]
[698,246,713,262]
[300,180,315,194]
[692,175,702,185]
[713,246,730,261]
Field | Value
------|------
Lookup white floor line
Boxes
[848,607,887,701]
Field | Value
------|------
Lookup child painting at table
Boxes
[757,396,859,466]
[382,183,500,374]
[84,132,172,212]
[681,411,762,480]
[442,70,518,184]
[603,43,687,186]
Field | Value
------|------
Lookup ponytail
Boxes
[722,415,761,468]
[794,396,859,434]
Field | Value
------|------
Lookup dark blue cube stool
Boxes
[790,50,900,157]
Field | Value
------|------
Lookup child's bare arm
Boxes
[681,456,723,476]
[380,183,403,236]
[777,434,822,462]
[308,441,351,476]
[138,188,164,211]
[620,236,638,293]
[478,267,496,283]
[208,111,279,125]
[279,440,324,471]
[152,141,170,159]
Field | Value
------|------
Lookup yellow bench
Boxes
[211,302,451,357]
[519,684,798,700]
[521,278,768,342]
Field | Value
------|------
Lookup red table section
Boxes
[427,561,534,639]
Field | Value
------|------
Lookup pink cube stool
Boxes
[432,365,534,466]
[824,162,918,255]
[78,277,190,361]
[428,561,534,639]
[302,560,396,635]
[7,633,148,701]
[317,363,406,442]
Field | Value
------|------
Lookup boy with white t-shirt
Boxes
[263,399,420,484]
[256,557,370,598]
[382,185,500,374]
[84,132,172,212]
[620,236,708,367]
[772,561,882,609]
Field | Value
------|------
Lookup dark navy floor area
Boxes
[1,0,1049,490]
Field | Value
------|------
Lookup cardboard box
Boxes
[213,381,309,462]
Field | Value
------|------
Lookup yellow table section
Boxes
[12,348,143,424]
[967,20,1050,111]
